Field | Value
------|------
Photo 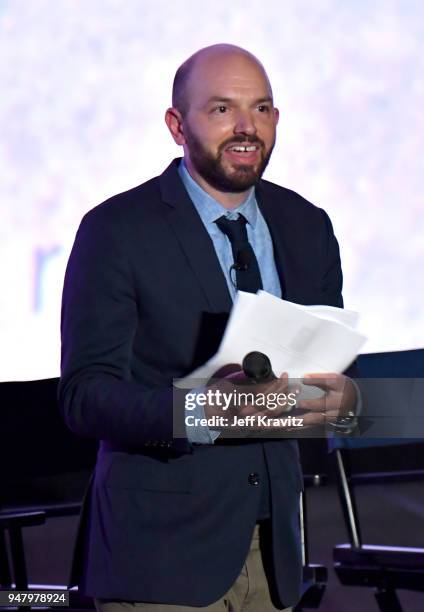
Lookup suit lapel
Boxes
[158,159,232,313]
[158,158,301,307]
[255,181,294,300]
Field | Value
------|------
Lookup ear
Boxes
[274,107,280,125]
[165,107,186,145]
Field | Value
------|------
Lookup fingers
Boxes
[244,371,289,395]
[297,393,342,413]
[232,409,330,432]
[297,410,328,428]
[303,372,344,392]
[211,364,243,379]
[237,404,292,418]
[206,371,296,419]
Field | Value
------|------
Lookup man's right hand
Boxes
[203,364,299,434]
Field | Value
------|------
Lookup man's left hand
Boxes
[297,373,358,428]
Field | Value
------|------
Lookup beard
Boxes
[183,124,275,193]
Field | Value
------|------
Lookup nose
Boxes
[233,109,257,136]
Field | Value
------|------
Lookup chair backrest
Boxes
[330,348,424,450]
[0,378,97,510]
[328,349,424,546]
[358,348,424,377]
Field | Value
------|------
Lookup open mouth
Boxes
[224,143,261,164]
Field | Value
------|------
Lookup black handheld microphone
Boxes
[242,351,276,383]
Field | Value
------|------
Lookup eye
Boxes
[212,105,228,114]
[258,105,270,113]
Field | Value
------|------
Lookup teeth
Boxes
[229,145,257,152]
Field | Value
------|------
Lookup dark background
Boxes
[1,378,424,611]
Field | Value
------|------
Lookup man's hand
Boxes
[200,366,357,435]
[298,373,358,428]
[202,366,299,432]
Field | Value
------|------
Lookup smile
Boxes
[224,145,260,163]
[226,145,259,152]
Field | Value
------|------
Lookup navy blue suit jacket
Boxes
[59,158,344,607]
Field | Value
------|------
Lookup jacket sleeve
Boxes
[58,209,189,452]
[320,208,344,309]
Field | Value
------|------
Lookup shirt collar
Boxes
[178,158,258,229]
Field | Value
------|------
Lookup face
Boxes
[176,53,279,193]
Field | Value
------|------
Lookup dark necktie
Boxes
[215,214,263,293]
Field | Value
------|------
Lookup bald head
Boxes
[172,44,273,117]
[165,43,279,204]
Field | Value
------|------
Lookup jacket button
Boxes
[248,472,260,486]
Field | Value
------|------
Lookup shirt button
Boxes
[248,472,260,486]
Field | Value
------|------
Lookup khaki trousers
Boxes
[94,524,292,612]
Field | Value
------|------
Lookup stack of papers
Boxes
[176,291,367,400]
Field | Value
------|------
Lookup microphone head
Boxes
[242,351,274,382]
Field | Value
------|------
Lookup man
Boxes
[59,44,357,611]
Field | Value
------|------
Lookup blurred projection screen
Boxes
[1,0,423,380]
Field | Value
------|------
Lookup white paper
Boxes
[176,291,367,400]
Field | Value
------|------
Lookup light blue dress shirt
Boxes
[178,159,282,443]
